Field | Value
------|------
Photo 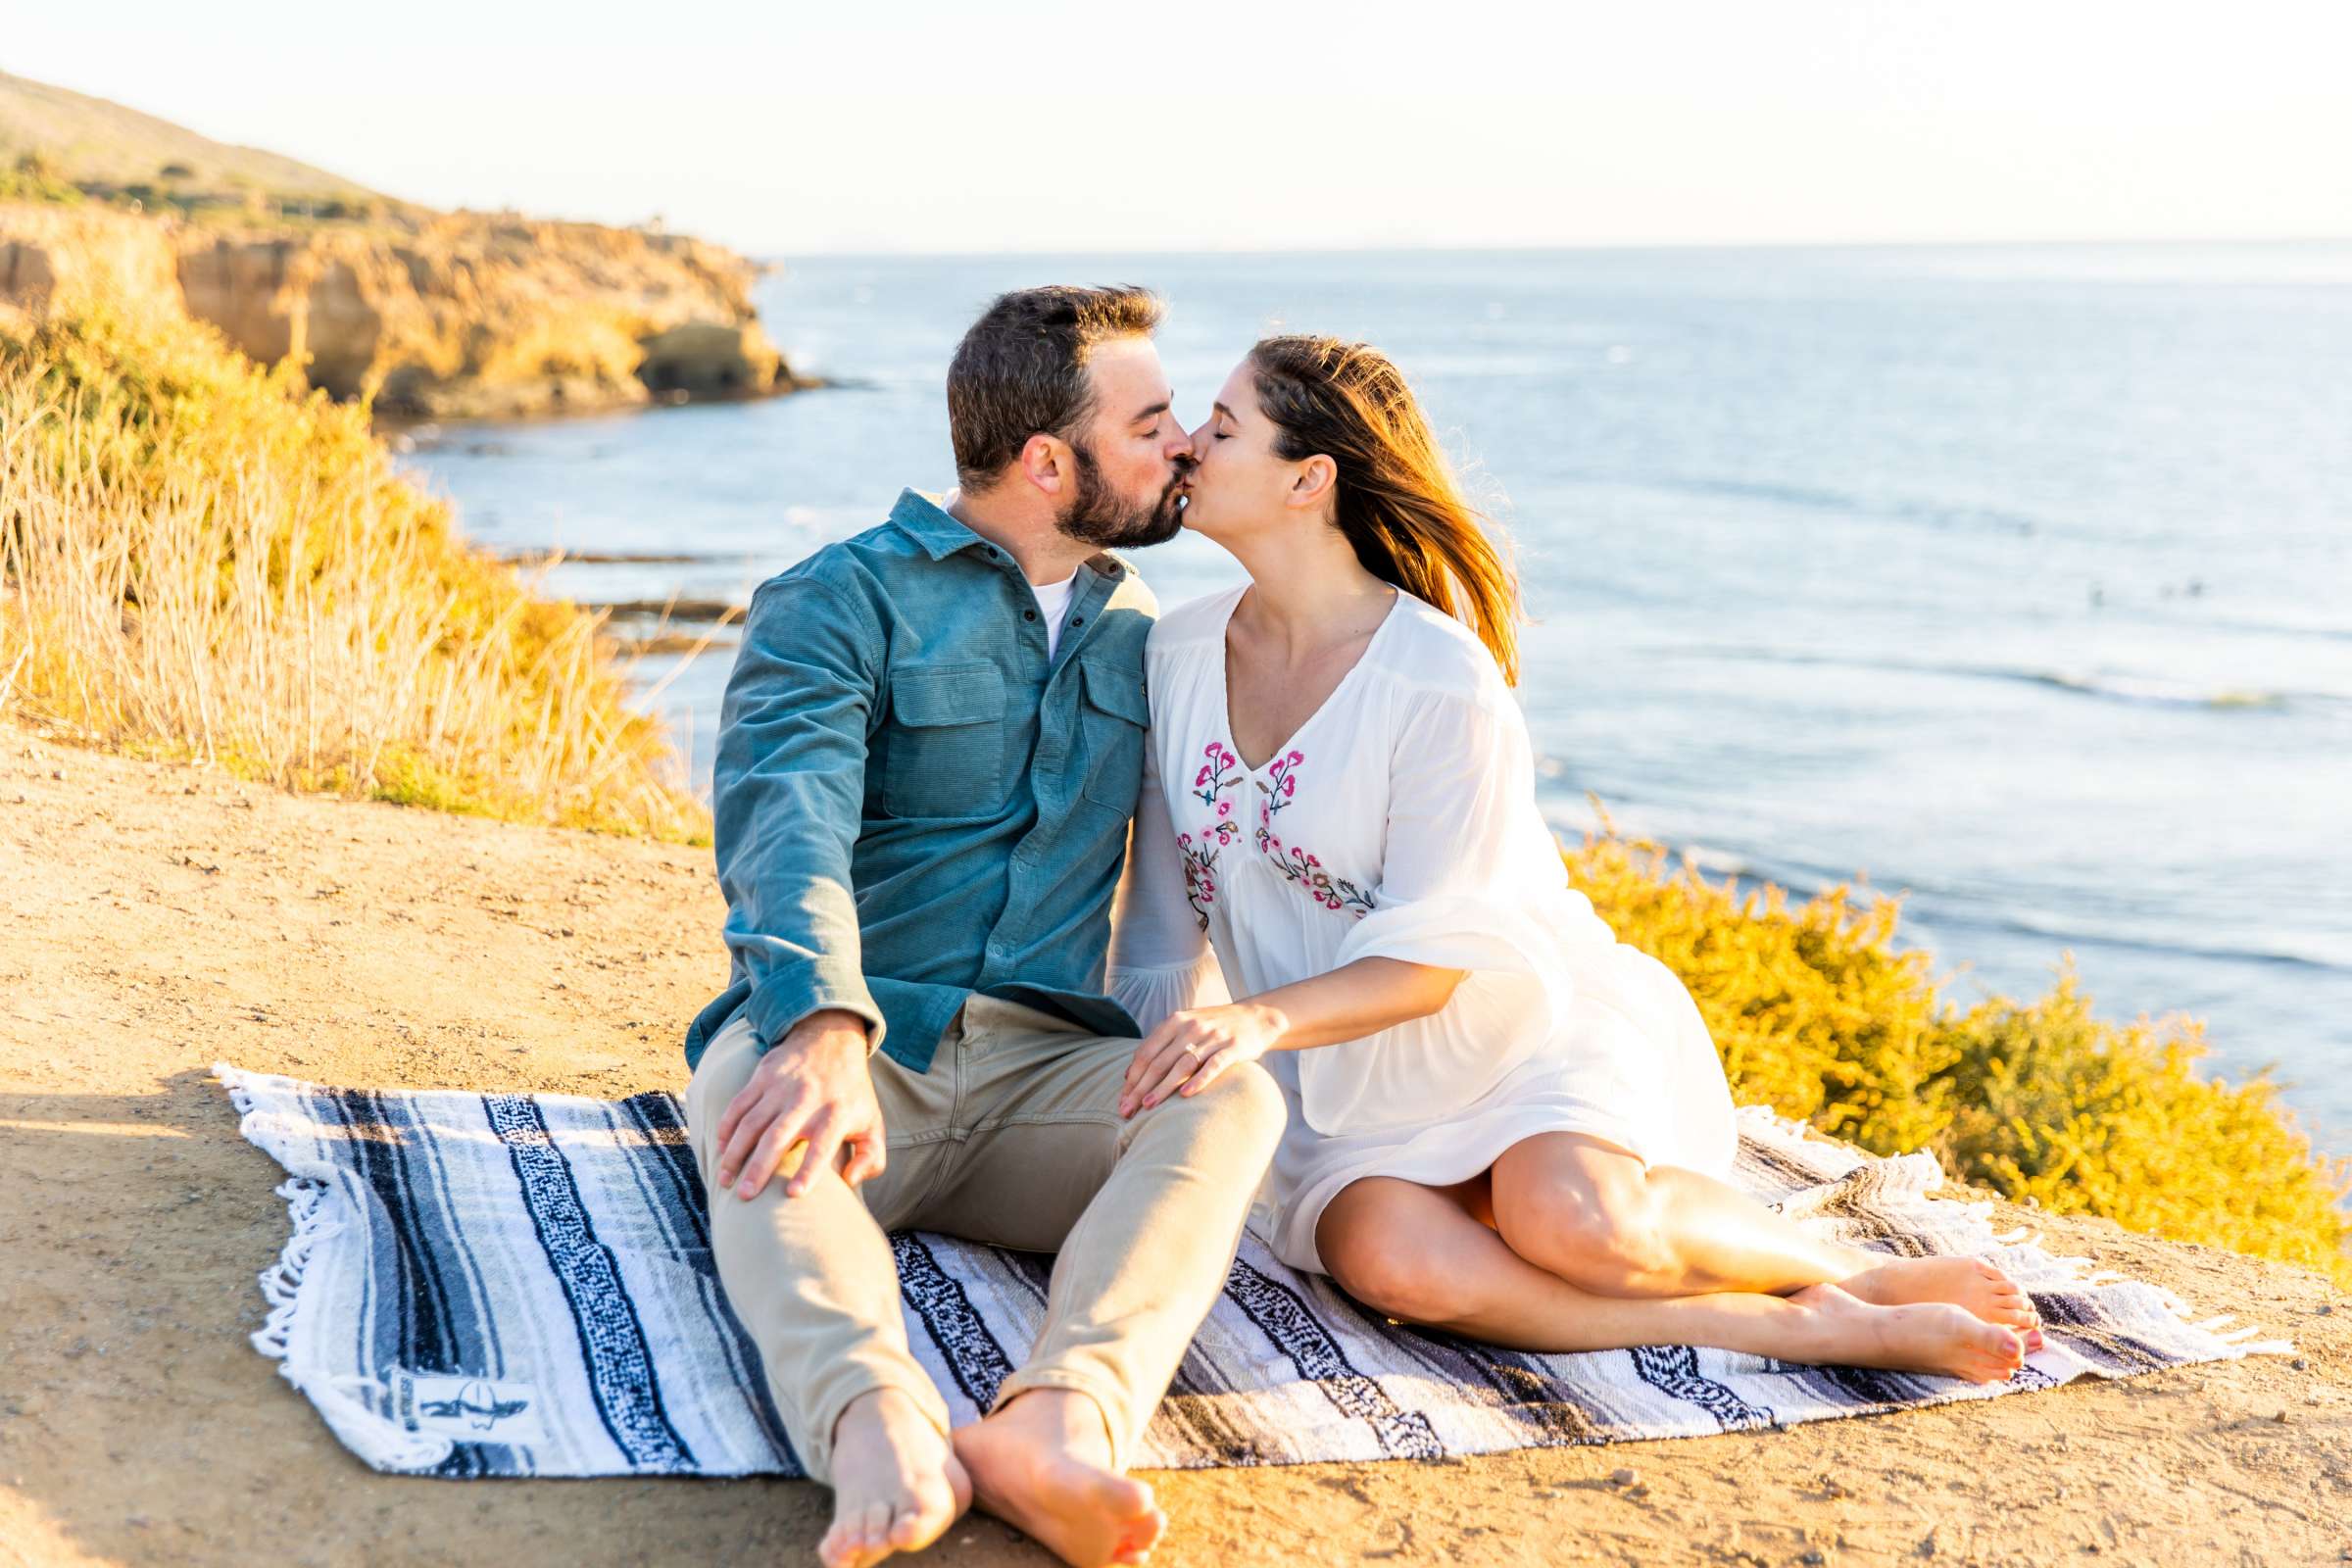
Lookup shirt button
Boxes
[1023,609,1037,621]
[1069,616,1083,627]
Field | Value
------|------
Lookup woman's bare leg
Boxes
[1487,1134,2041,1337]
[1315,1177,2028,1383]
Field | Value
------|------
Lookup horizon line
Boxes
[730,232,2352,265]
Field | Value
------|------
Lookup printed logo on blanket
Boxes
[399,1372,547,1444]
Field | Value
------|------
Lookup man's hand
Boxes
[713,1008,884,1200]
[1116,1003,1286,1118]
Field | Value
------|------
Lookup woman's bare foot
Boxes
[1838,1253,2044,1347]
[1790,1282,2029,1383]
[818,1388,973,1568]
[953,1390,1165,1567]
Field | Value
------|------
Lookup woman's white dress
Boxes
[1106,583,1738,1275]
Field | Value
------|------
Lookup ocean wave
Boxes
[1912,906,2352,976]
[1637,474,2049,538]
[1671,644,2332,713]
[1535,796,2352,977]
[2009,670,2296,710]
[1736,860,2352,974]
[1724,858,2352,975]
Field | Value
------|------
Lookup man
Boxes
[681,285,1284,1568]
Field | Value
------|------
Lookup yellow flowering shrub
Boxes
[1566,829,2352,1284]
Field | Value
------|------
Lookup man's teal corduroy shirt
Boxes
[682,488,1159,1075]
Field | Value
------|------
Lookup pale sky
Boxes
[10,1,2350,255]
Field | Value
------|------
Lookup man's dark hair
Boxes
[947,284,1164,492]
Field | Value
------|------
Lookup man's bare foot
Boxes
[953,1390,1165,1567]
[818,1388,972,1568]
[1790,1282,2029,1383]
[1839,1253,2043,1346]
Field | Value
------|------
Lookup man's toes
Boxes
[867,1500,901,1558]
[1115,1502,1168,1562]
[887,1480,956,1550]
[828,1500,892,1568]
[824,1516,860,1568]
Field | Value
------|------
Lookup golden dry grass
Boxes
[0,296,718,841]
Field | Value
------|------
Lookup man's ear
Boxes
[1287,454,1338,511]
[1020,432,1069,497]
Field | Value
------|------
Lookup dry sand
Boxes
[2,715,2347,1568]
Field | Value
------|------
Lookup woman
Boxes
[1104,334,2040,1381]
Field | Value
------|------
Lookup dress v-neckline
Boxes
[1215,582,1404,776]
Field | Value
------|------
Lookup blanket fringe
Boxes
[215,1063,456,1472]
[1735,1100,2292,1358]
[251,1175,334,1360]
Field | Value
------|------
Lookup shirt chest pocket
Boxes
[882,660,1008,819]
[1076,657,1150,813]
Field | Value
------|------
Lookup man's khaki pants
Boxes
[684,994,1286,1483]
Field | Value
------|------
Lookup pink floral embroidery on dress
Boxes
[1192,741,1242,815]
[1176,818,1242,931]
[1249,749,1376,917]
[1178,740,1247,929]
[1267,843,1377,916]
[1262,749,1303,819]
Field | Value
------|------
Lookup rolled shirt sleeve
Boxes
[710,574,889,1056]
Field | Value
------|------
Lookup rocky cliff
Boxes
[1,199,801,418]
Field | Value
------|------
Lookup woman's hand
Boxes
[1117,1003,1287,1117]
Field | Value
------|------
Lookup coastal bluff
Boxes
[0,200,800,417]
[1,716,2346,1567]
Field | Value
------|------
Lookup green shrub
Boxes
[2,151,84,205]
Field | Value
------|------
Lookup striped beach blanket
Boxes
[213,1062,2286,1479]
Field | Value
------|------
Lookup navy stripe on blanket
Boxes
[486,1094,695,1472]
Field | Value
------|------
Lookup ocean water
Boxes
[390,244,2352,1154]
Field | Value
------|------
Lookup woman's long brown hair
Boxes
[1248,334,1523,685]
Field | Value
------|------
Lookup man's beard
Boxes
[1054,439,1193,550]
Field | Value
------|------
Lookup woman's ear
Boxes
[1288,454,1338,511]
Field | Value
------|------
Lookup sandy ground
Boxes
[2,715,2348,1568]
